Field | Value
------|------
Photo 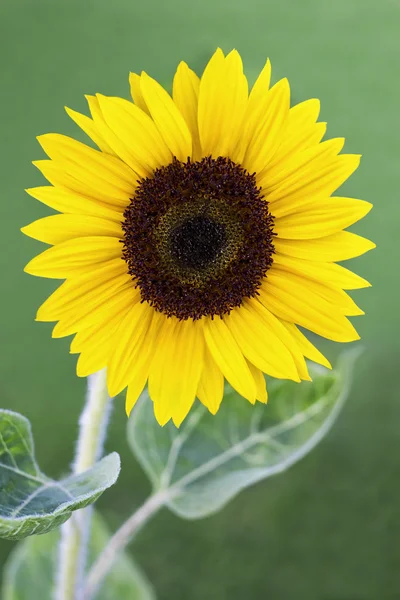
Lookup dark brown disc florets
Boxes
[121,156,275,320]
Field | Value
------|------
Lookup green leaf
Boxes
[128,349,359,519]
[1,512,156,600]
[0,410,120,540]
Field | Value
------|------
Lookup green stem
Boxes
[83,490,170,599]
[55,369,112,600]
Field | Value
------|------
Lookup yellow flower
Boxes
[22,49,375,427]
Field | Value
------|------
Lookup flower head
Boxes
[23,49,375,426]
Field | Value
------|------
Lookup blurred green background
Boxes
[0,0,398,597]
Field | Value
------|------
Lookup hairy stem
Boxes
[84,490,170,599]
[55,370,112,600]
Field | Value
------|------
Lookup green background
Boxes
[0,0,398,598]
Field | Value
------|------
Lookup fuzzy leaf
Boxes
[1,512,155,600]
[128,350,359,519]
[0,410,120,540]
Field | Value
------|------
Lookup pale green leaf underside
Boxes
[0,410,120,540]
[128,349,359,519]
[2,512,156,600]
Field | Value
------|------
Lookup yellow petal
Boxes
[226,302,299,381]
[31,162,130,210]
[230,58,271,164]
[204,316,256,403]
[248,298,311,382]
[269,266,364,317]
[246,361,268,403]
[286,98,320,128]
[149,318,204,427]
[107,301,156,397]
[273,197,372,240]
[266,99,325,170]
[25,187,123,222]
[36,259,129,321]
[140,71,192,162]
[197,345,224,415]
[266,154,361,206]
[247,59,272,111]
[258,273,360,342]
[198,49,248,158]
[24,236,123,278]
[281,321,332,370]
[21,214,123,245]
[129,72,151,115]
[76,346,110,379]
[121,313,165,415]
[260,137,345,195]
[289,353,311,382]
[45,278,131,334]
[274,232,376,262]
[197,48,225,155]
[37,134,136,206]
[125,372,149,417]
[84,95,119,157]
[172,61,201,161]
[70,307,123,355]
[242,78,290,174]
[96,94,172,177]
[84,94,120,158]
[86,94,105,121]
[147,318,175,426]
[33,160,103,202]
[65,105,115,155]
[272,253,371,290]
[73,309,126,377]
[52,283,140,338]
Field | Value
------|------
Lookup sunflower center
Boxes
[122,156,275,320]
[170,215,227,270]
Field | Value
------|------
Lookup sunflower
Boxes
[22,49,375,427]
